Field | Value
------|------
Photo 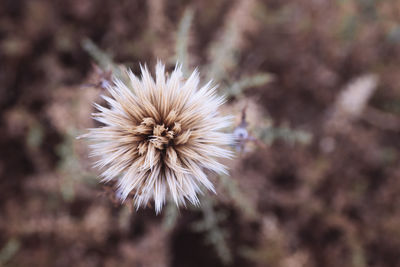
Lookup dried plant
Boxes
[206,0,257,82]
[326,74,379,133]
[81,61,234,213]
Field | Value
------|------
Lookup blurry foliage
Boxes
[82,39,128,83]
[258,125,312,146]
[162,202,180,232]
[192,197,232,265]
[0,239,21,266]
[226,73,274,98]
[175,7,194,75]
[219,174,257,220]
[57,124,98,202]
[26,122,44,149]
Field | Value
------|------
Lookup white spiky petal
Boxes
[84,62,233,213]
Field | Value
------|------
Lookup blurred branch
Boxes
[58,128,98,201]
[219,174,258,220]
[81,38,126,81]
[206,0,257,83]
[175,7,194,75]
[162,201,180,231]
[362,107,400,132]
[82,38,113,70]
[258,125,312,146]
[227,72,274,97]
[192,197,232,265]
[0,238,20,265]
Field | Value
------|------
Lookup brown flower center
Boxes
[149,124,175,150]
[132,117,188,154]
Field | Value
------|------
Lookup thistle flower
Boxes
[83,62,233,213]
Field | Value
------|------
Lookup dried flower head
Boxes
[83,62,233,213]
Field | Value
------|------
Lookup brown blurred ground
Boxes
[1,0,400,266]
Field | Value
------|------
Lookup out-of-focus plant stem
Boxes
[175,7,194,76]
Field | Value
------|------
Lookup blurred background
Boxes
[1,0,400,266]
